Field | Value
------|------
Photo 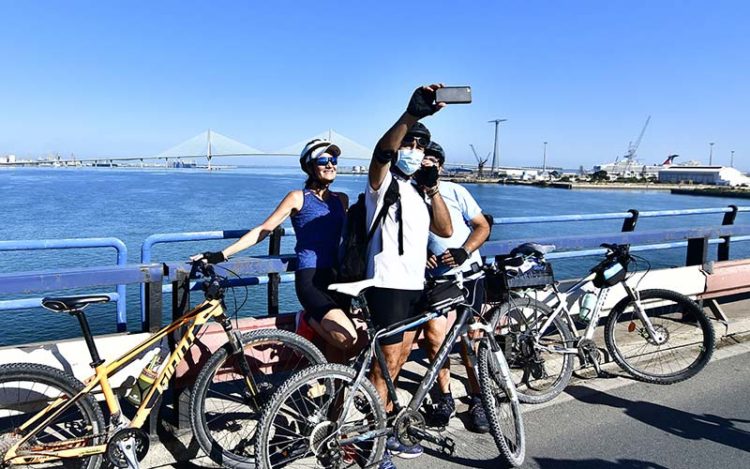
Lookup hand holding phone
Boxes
[435,86,472,104]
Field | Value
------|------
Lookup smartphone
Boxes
[435,86,472,104]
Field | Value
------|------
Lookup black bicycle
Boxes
[253,266,525,469]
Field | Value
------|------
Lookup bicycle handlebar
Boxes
[189,260,225,301]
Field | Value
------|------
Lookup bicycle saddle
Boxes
[42,295,111,313]
[328,279,377,298]
[510,242,556,258]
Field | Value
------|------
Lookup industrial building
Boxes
[658,166,750,186]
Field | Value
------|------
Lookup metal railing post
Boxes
[170,268,191,430]
[267,227,283,316]
[143,279,163,332]
[621,209,640,232]
[686,237,709,266]
[718,205,738,261]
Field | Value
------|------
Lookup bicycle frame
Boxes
[337,284,511,443]
[531,271,665,355]
[5,297,251,465]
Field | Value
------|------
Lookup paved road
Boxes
[399,350,750,469]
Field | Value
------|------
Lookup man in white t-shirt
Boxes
[417,141,492,433]
[366,84,453,466]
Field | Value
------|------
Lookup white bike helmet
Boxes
[299,139,341,174]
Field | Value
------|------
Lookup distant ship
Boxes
[593,154,700,178]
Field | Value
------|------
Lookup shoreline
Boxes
[671,188,750,199]
[441,177,689,191]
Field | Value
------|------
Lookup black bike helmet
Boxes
[425,141,445,165]
[404,122,431,141]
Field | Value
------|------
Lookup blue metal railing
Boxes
[492,206,746,226]
[3,205,750,337]
[0,238,129,331]
[140,228,301,319]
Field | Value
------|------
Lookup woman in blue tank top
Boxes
[193,139,361,363]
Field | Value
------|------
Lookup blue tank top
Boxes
[291,190,346,269]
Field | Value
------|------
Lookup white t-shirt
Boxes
[365,171,430,290]
[425,180,484,276]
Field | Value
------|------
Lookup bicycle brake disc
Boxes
[106,428,149,468]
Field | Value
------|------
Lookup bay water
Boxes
[2,167,749,346]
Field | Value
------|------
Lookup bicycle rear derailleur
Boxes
[394,410,455,456]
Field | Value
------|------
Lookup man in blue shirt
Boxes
[418,141,492,433]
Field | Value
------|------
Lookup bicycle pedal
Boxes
[440,436,456,456]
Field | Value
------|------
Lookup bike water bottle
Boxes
[579,292,597,323]
[126,348,165,406]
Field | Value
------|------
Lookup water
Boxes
[2,167,749,346]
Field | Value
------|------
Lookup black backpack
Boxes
[337,178,402,283]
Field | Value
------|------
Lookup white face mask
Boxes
[395,148,425,176]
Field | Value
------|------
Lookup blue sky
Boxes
[1,1,747,169]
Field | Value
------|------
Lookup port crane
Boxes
[470,144,490,179]
[622,115,651,174]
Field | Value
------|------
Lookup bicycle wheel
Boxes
[488,297,575,404]
[0,363,105,469]
[191,329,326,468]
[255,363,386,469]
[477,342,525,467]
[604,288,715,384]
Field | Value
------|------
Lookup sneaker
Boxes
[468,395,490,434]
[386,436,423,459]
[428,392,456,427]
[378,450,397,469]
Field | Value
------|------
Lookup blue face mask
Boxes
[395,148,425,176]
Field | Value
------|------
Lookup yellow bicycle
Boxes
[0,262,325,468]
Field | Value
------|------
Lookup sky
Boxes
[1,0,748,169]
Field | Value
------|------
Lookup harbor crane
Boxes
[625,116,650,159]
[470,144,490,179]
[619,115,651,175]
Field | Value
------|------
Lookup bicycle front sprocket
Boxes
[393,409,426,447]
[106,428,149,468]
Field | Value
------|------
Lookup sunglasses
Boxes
[401,135,430,148]
[315,156,338,166]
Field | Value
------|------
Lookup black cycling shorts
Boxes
[295,268,350,323]
[364,287,424,346]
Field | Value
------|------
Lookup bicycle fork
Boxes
[622,285,667,345]
[466,322,520,403]
[218,315,260,399]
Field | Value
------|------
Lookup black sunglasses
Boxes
[315,156,338,166]
[401,135,430,148]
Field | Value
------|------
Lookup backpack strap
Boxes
[367,177,403,255]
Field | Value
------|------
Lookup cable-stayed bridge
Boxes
[7,129,545,173]
[11,129,374,168]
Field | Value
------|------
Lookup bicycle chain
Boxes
[9,431,107,461]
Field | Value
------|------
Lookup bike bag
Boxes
[420,279,467,313]
[592,259,627,288]
[486,255,554,302]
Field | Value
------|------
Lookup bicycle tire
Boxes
[488,298,575,404]
[255,363,386,469]
[604,288,715,384]
[191,328,326,468]
[0,363,106,469]
[477,342,525,467]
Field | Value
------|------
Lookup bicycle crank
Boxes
[394,409,455,456]
[407,426,456,456]
[106,428,149,468]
